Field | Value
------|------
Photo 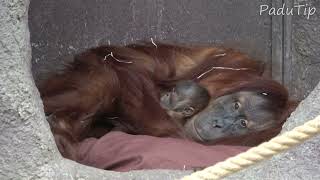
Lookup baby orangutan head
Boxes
[160,80,210,122]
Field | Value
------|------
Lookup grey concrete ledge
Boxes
[0,0,319,179]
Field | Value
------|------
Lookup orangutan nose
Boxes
[211,120,223,128]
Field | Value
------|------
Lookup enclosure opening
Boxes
[2,0,320,180]
[35,42,299,172]
[28,0,318,175]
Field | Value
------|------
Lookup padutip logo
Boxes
[259,3,316,19]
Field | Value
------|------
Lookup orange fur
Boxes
[39,43,295,159]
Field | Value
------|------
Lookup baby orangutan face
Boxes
[160,80,210,122]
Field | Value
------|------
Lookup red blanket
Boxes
[77,131,249,172]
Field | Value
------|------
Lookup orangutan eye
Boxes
[234,101,241,110]
[239,119,248,128]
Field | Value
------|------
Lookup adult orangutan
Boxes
[39,43,296,160]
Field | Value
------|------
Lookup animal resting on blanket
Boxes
[88,80,210,136]
[39,43,296,160]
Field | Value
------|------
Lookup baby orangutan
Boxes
[160,80,210,124]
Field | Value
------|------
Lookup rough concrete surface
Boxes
[0,0,319,180]
[283,0,320,100]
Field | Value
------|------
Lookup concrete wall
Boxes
[284,0,320,99]
[29,0,272,83]
[28,0,320,100]
[0,0,319,179]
